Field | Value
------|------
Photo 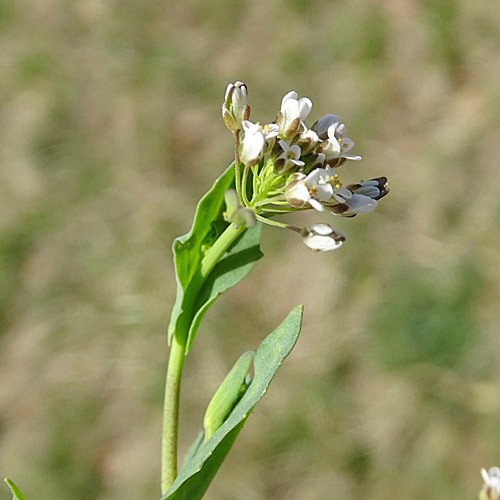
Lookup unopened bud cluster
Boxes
[222,82,389,251]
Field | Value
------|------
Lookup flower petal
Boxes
[301,223,346,251]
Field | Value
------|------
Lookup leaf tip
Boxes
[4,479,27,500]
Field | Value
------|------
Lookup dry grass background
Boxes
[1,0,500,499]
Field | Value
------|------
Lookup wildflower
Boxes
[481,467,500,500]
[333,187,377,214]
[311,114,344,140]
[273,140,305,175]
[346,177,390,201]
[283,173,308,207]
[240,121,266,166]
[318,124,362,167]
[326,177,390,216]
[304,167,335,210]
[221,82,390,248]
[260,123,280,153]
[301,223,346,252]
[222,81,250,133]
[276,91,313,140]
[285,166,337,212]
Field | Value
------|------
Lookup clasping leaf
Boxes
[168,164,263,353]
[161,305,303,500]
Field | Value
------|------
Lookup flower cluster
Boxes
[222,82,389,251]
[481,468,500,500]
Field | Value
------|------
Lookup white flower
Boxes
[262,123,279,139]
[284,166,336,212]
[260,123,280,153]
[311,114,344,140]
[325,177,389,216]
[284,173,310,208]
[331,186,378,214]
[273,139,305,174]
[240,120,266,166]
[320,124,361,163]
[346,177,389,201]
[222,81,250,132]
[301,223,346,251]
[276,90,313,140]
[304,167,334,211]
[481,468,500,500]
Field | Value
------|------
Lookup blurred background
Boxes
[1,0,500,498]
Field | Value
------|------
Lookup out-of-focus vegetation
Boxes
[1,0,500,499]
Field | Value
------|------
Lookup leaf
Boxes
[186,223,262,353]
[168,165,234,345]
[167,164,263,354]
[203,350,254,442]
[4,479,28,500]
[161,305,304,500]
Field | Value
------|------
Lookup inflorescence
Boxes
[222,81,389,251]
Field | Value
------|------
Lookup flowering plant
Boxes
[221,84,389,252]
[157,82,389,499]
[5,83,389,500]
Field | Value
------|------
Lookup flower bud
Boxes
[223,189,257,228]
[346,177,389,201]
[222,81,250,133]
[311,114,343,140]
[284,173,309,208]
[273,140,304,175]
[276,91,312,140]
[301,223,345,251]
[240,121,266,167]
[296,129,320,155]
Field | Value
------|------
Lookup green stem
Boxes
[234,132,243,204]
[241,164,251,207]
[161,222,246,495]
[255,214,290,229]
[199,223,246,278]
[161,334,186,493]
[252,165,259,197]
[252,196,286,208]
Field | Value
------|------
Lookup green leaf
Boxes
[186,222,262,353]
[161,305,304,500]
[167,164,263,353]
[4,479,28,500]
[203,350,254,442]
[168,165,234,345]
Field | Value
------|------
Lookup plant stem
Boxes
[255,214,290,229]
[234,132,243,204]
[161,333,186,493]
[241,165,251,207]
[195,223,246,282]
[161,222,246,495]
